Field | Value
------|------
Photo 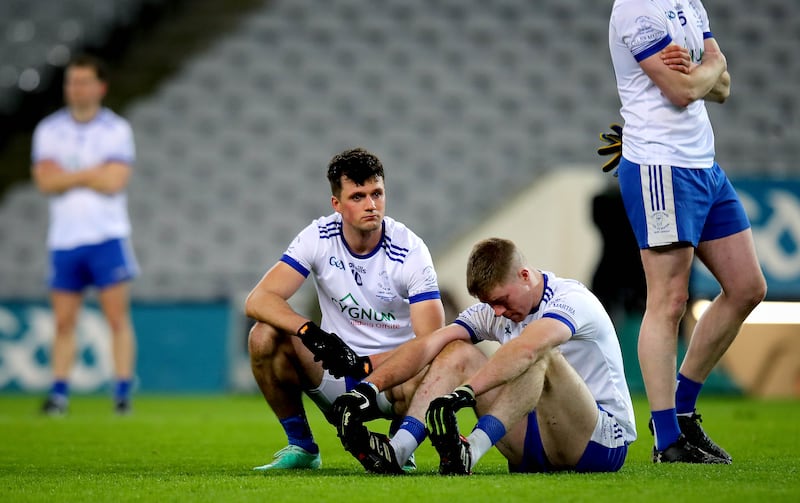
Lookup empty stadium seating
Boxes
[0,0,797,300]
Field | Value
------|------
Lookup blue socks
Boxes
[675,373,702,415]
[50,380,69,400]
[399,416,427,444]
[475,415,506,445]
[280,415,319,454]
[651,408,681,450]
[114,379,132,402]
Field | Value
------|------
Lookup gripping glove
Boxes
[296,321,373,379]
[597,123,623,174]
[332,382,383,452]
[425,385,476,441]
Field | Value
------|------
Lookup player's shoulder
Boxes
[96,107,132,130]
[305,213,342,240]
[542,271,591,300]
[382,215,427,249]
[35,108,71,131]
[613,0,663,16]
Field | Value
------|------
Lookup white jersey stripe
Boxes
[641,164,678,246]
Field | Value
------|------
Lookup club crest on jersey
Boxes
[376,271,396,302]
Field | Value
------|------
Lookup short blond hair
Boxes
[466,238,525,299]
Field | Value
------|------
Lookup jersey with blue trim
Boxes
[610,0,715,168]
[282,213,441,356]
[454,271,636,442]
[32,107,136,250]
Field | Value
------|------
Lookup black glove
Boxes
[425,385,476,442]
[296,321,373,379]
[332,382,383,452]
[597,123,623,174]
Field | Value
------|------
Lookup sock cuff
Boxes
[475,414,506,445]
[400,416,427,443]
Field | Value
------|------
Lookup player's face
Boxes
[64,66,106,111]
[332,175,386,233]
[481,269,536,323]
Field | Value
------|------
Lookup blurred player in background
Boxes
[608,0,766,463]
[244,147,445,471]
[32,54,138,415]
[332,238,636,475]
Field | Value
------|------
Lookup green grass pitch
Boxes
[1,394,799,502]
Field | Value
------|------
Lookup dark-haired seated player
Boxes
[244,147,445,471]
[333,238,636,475]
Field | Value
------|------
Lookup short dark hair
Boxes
[67,53,109,83]
[466,238,525,299]
[327,147,385,197]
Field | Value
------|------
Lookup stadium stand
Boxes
[0,0,798,301]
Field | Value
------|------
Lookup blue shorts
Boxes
[617,158,751,249]
[49,238,139,292]
[508,407,628,473]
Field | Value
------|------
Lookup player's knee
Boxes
[432,340,485,376]
[248,322,283,361]
[646,288,689,324]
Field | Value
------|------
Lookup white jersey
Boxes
[610,0,715,168]
[32,107,136,250]
[282,213,441,356]
[454,271,637,442]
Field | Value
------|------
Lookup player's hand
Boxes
[597,123,622,174]
[332,382,383,451]
[296,321,373,379]
[661,44,692,74]
[425,385,476,441]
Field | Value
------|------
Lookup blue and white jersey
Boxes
[454,271,636,442]
[32,107,136,250]
[610,0,715,168]
[281,213,441,356]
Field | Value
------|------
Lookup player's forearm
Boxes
[368,337,441,391]
[704,70,730,103]
[658,50,726,107]
[33,169,90,194]
[82,163,131,194]
[466,340,539,397]
[244,289,307,334]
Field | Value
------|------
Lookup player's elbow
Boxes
[666,89,697,108]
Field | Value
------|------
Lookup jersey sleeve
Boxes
[693,0,712,37]
[539,284,599,338]
[31,120,54,165]
[403,241,441,304]
[280,221,321,278]
[111,119,136,165]
[454,303,498,344]
[615,0,672,62]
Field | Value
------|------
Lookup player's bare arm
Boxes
[32,160,91,194]
[641,42,727,107]
[368,322,468,392]
[660,45,691,74]
[244,261,309,333]
[701,39,731,103]
[465,318,571,396]
[82,162,131,194]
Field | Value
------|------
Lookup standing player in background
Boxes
[609,1,766,462]
[32,54,139,415]
[245,147,444,471]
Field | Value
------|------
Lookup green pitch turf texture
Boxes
[1,394,798,502]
